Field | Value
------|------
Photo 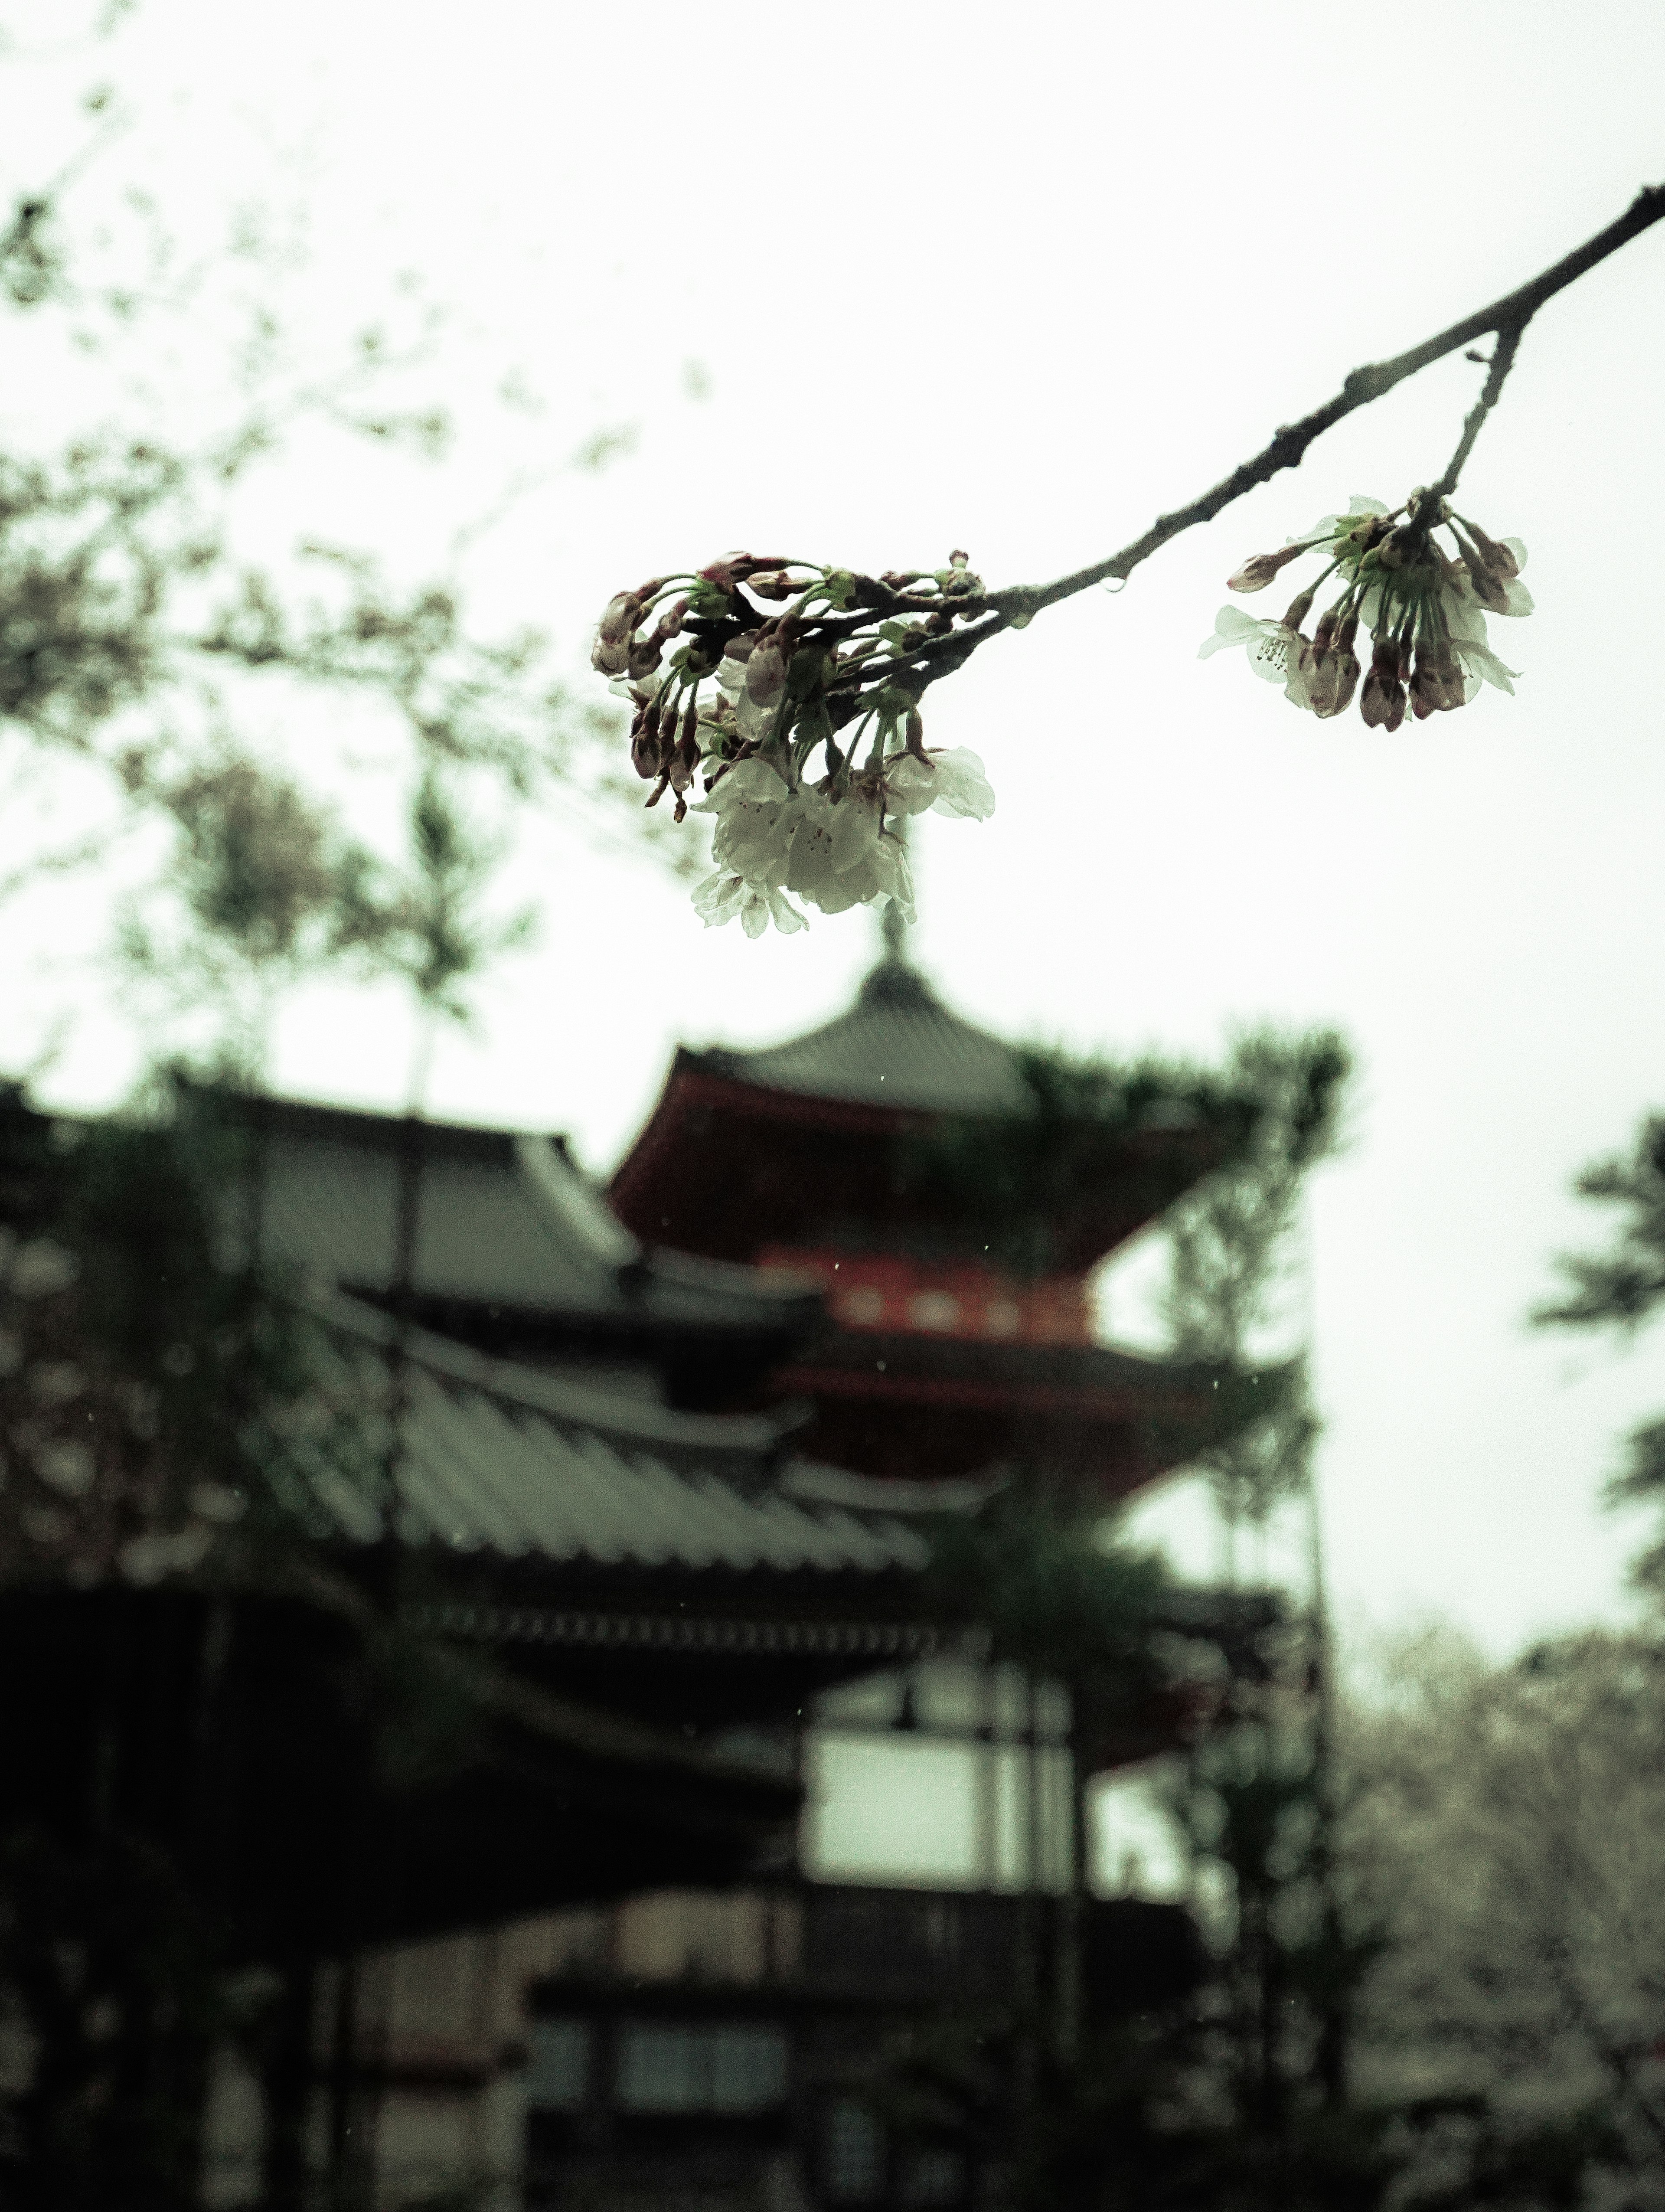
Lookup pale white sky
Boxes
[7,0,1665,1669]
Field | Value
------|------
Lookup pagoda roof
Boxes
[697,957,1035,1117]
[611,961,1241,1274]
[192,1085,821,1380]
[263,1294,933,1590]
[765,1326,1290,1492]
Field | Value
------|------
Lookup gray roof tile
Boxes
[265,1298,930,1582]
[698,960,1035,1118]
[199,1089,818,1334]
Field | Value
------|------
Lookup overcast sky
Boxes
[8,0,1665,1672]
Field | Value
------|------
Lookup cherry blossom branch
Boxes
[819,184,1665,716]
[592,183,1665,935]
[979,180,1665,650]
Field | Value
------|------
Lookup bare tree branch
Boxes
[980,181,1665,640]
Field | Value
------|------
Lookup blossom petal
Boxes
[1247,625,1296,684]
[608,671,661,702]
[736,689,785,745]
[828,790,881,873]
[691,871,744,928]
[1199,605,1267,658]
[695,758,789,811]
[1452,640,1519,694]
[924,748,995,820]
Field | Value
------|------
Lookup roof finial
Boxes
[877,816,911,967]
[879,895,908,965]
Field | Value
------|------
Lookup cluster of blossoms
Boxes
[591,551,995,936]
[1201,490,1531,728]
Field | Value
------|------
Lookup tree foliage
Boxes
[1157,1027,1349,1531]
[1538,1114,1665,1600]
[1343,1626,1665,2205]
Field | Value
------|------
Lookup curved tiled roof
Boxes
[193,1088,818,1335]
[259,1298,932,1580]
[697,960,1035,1117]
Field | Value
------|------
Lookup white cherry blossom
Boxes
[881,746,996,820]
[1200,605,1309,691]
[1442,575,1522,694]
[823,830,915,922]
[785,784,916,921]
[691,868,808,938]
[699,756,795,884]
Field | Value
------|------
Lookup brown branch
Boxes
[1429,322,1525,501]
[966,180,1665,650]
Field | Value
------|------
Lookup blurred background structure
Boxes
[3,3,1665,2207]
[0,951,1326,2208]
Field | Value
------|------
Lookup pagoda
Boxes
[489,944,1281,2212]
[612,939,1266,1494]
[0,974,1278,2209]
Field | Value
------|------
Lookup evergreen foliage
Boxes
[1538,1113,1665,1600]
[1157,1028,1349,1532]
[900,1045,1264,1277]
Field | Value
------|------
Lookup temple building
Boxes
[0,949,1279,2210]
[611,947,1265,1491]
[500,947,1277,2212]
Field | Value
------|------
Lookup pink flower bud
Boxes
[1228,543,1306,594]
[597,591,641,644]
[745,640,787,707]
[1410,644,1466,719]
[1283,588,1316,630]
[1467,562,1511,615]
[1319,613,1361,719]
[592,590,643,673]
[1359,638,1407,731]
[630,693,666,780]
[675,697,702,786]
[703,554,792,591]
[1463,521,1519,579]
[1300,612,1342,716]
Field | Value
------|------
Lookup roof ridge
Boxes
[692,961,1035,1117]
[312,1292,802,1457]
[179,1078,550,1159]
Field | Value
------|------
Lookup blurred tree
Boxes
[1537,1114,1665,1604]
[0,17,658,2205]
[1342,1624,1665,2206]
[1156,1028,1349,1563]
[0,7,674,1098]
[874,1032,1377,2211]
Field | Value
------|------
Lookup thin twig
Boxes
[1429,323,1525,500]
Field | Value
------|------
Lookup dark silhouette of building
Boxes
[0,952,1275,2208]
